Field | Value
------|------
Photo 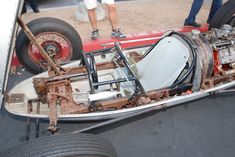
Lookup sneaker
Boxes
[184,22,201,28]
[111,29,126,39]
[91,29,99,40]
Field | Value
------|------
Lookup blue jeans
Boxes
[28,0,38,10]
[184,0,222,24]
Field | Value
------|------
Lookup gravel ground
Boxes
[22,0,213,41]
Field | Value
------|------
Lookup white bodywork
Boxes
[137,37,190,91]
[0,0,22,107]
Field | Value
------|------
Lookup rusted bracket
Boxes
[25,117,40,141]
[202,74,235,90]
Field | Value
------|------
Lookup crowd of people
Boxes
[22,0,223,40]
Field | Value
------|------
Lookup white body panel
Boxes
[0,0,22,107]
[137,37,190,91]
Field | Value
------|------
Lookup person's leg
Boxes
[87,9,98,31]
[104,0,125,39]
[105,3,118,30]
[184,0,204,25]
[84,0,99,39]
[84,0,98,30]
[207,0,223,23]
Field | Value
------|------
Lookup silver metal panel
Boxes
[136,37,190,91]
[0,0,22,107]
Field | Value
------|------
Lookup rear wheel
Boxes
[16,17,83,74]
[0,133,117,157]
[209,0,235,29]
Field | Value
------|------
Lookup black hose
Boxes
[168,32,197,88]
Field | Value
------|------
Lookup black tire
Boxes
[0,133,117,157]
[209,0,235,29]
[16,17,83,74]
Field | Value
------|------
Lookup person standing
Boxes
[84,0,126,40]
[184,0,223,27]
[22,0,40,14]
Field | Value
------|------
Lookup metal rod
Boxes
[215,40,235,47]
[82,52,95,94]
[100,36,162,47]
[26,117,31,141]
[35,119,40,138]
[87,47,113,55]
[87,44,152,56]
[93,77,136,86]
[47,73,87,82]
[112,57,135,92]
[115,43,146,94]
[17,17,62,76]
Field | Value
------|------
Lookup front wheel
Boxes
[209,0,235,29]
[16,17,83,74]
[0,133,117,157]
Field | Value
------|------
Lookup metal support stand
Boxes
[35,119,40,138]
[25,117,40,140]
[26,117,31,141]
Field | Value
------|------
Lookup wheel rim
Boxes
[28,32,73,69]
